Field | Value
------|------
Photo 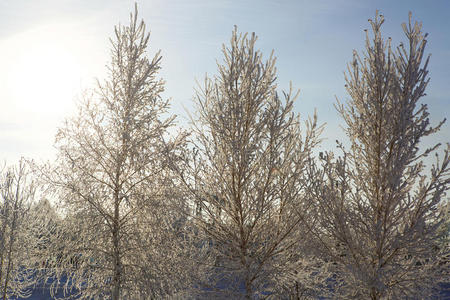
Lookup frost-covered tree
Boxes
[35,6,192,299]
[28,198,68,283]
[312,12,450,299]
[0,161,36,299]
[177,28,323,299]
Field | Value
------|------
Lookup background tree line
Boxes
[0,6,448,300]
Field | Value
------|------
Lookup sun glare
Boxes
[11,42,82,115]
[2,23,97,122]
[0,22,105,161]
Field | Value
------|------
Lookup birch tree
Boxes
[313,12,450,299]
[0,161,36,299]
[178,28,323,299]
[35,6,191,299]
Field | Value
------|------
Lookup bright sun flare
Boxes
[11,42,82,115]
[2,24,93,120]
[0,22,105,161]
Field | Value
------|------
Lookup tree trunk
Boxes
[0,191,10,292]
[370,287,379,300]
[112,192,121,300]
[245,284,252,299]
[3,206,18,300]
[0,214,7,294]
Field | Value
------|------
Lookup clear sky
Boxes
[0,0,449,164]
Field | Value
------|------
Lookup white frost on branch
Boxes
[312,12,450,300]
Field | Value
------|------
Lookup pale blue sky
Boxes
[0,0,449,163]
